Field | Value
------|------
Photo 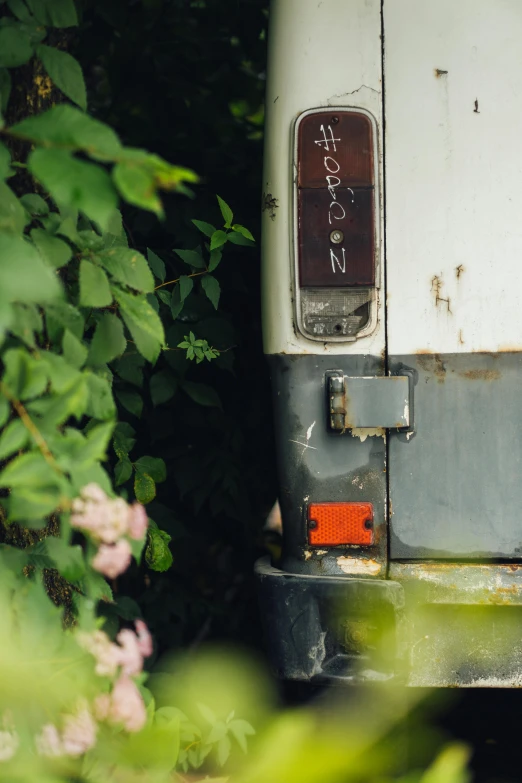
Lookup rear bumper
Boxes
[255,557,522,687]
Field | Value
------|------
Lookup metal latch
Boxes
[328,373,411,432]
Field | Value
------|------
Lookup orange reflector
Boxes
[308,502,374,546]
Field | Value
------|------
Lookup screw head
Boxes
[364,519,373,530]
[330,229,344,245]
[309,519,317,530]
[331,116,339,124]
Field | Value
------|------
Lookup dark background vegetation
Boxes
[74,0,276,656]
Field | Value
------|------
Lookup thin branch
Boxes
[0,383,61,473]
[154,270,207,290]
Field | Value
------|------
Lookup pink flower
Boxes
[93,694,110,721]
[128,503,148,540]
[78,630,121,677]
[36,724,62,757]
[62,708,97,757]
[92,539,132,579]
[115,629,143,676]
[106,676,146,733]
[71,485,130,544]
[134,619,153,658]
[0,730,18,762]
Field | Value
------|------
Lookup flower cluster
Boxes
[36,707,97,758]
[71,484,148,578]
[78,620,153,734]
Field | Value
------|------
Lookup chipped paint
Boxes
[350,427,385,442]
[303,550,312,561]
[315,549,328,556]
[337,556,382,576]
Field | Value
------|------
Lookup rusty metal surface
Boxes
[389,563,522,606]
[388,352,522,559]
[268,354,387,577]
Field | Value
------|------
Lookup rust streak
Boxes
[431,274,452,314]
[460,369,501,381]
[456,264,464,279]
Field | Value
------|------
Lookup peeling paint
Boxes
[303,550,312,561]
[337,557,382,576]
[350,427,385,442]
[315,549,328,556]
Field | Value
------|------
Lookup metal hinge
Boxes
[328,373,411,432]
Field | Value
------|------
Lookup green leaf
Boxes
[0,140,10,179]
[217,195,233,228]
[88,314,126,365]
[84,371,116,421]
[182,381,221,409]
[46,538,85,583]
[7,0,32,23]
[227,232,255,246]
[201,275,220,309]
[45,302,84,342]
[207,721,228,744]
[210,230,228,252]
[112,159,163,217]
[0,24,33,68]
[134,470,155,504]
[0,69,12,115]
[147,248,165,282]
[145,525,173,572]
[29,149,118,232]
[114,456,132,486]
[0,452,58,489]
[36,45,86,110]
[10,303,42,348]
[12,105,121,161]
[208,249,222,272]
[231,224,255,241]
[0,235,62,304]
[198,704,217,725]
[170,285,184,320]
[0,419,29,460]
[97,247,154,293]
[46,0,78,27]
[228,719,255,754]
[21,194,49,216]
[192,219,216,238]
[150,370,177,406]
[82,421,115,463]
[31,228,72,269]
[173,248,206,269]
[62,328,88,369]
[0,396,9,429]
[134,456,166,483]
[216,735,231,767]
[179,275,193,302]
[0,182,29,234]
[114,288,165,363]
[113,354,144,388]
[115,388,143,418]
[79,259,112,308]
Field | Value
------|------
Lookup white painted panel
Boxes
[385,0,522,355]
[262,0,384,356]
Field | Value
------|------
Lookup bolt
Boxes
[364,519,373,530]
[331,116,339,124]
[330,229,344,244]
[309,519,317,530]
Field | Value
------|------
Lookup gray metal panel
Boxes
[344,376,410,429]
[268,354,387,577]
[389,352,522,559]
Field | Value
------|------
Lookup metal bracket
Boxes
[328,373,411,432]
